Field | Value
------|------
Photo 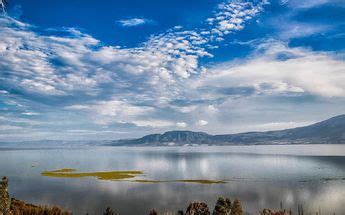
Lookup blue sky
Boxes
[0,0,345,141]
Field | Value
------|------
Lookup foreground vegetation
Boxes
[10,198,71,215]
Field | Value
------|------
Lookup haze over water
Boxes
[1,145,345,215]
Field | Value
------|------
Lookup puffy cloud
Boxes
[0,0,266,99]
[0,16,216,99]
[178,106,198,113]
[8,0,344,140]
[176,122,188,128]
[206,105,218,114]
[196,120,208,126]
[207,0,268,41]
[0,17,100,95]
[65,99,155,125]
[93,100,153,118]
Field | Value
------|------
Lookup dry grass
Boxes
[10,198,71,215]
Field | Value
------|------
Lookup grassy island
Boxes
[41,169,227,184]
[41,169,144,180]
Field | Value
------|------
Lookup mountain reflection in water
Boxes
[0,145,345,215]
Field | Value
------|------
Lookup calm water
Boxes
[1,145,345,215]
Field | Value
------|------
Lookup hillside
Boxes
[110,115,345,146]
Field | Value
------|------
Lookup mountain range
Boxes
[110,115,345,146]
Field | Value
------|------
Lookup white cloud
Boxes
[176,122,188,128]
[0,0,6,13]
[0,16,211,98]
[195,41,345,98]
[0,125,22,130]
[196,120,209,126]
[253,121,312,131]
[22,112,40,116]
[174,26,183,30]
[178,105,198,113]
[5,1,335,141]
[64,105,90,110]
[207,0,268,41]
[118,18,153,27]
[284,0,332,8]
[0,115,42,126]
[206,105,218,114]
[0,0,266,100]
[94,100,153,117]
[0,17,100,95]
[271,18,331,40]
[132,120,175,128]
[65,99,155,126]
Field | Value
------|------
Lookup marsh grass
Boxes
[41,169,143,180]
[50,168,76,173]
[42,169,227,184]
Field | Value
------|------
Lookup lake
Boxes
[1,145,345,214]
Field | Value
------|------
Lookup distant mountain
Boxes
[110,115,345,146]
[0,140,109,148]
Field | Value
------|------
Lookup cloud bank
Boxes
[0,0,344,141]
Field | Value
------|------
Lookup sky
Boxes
[0,0,345,141]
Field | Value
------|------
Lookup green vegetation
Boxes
[49,168,77,173]
[231,199,244,215]
[213,196,232,214]
[41,169,143,180]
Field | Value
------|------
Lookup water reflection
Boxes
[0,145,345,214]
